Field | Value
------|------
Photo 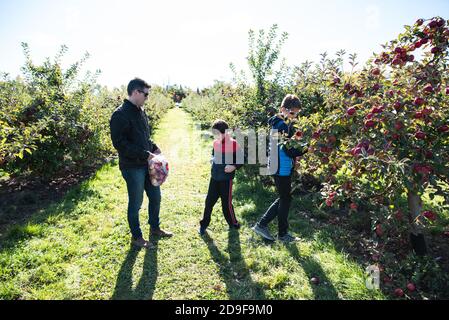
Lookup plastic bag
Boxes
[148,154,169,186]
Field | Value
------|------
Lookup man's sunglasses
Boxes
[138,90,149,97]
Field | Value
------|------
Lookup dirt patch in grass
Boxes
[0,158,116,238]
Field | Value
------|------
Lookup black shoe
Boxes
[198,226,206,236]
[252,224,275,241]
[278,233,300,243]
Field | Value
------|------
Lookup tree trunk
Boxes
[407,191,427,256]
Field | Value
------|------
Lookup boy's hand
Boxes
[224,165,237,173]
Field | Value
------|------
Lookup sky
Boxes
[0,0,448,89]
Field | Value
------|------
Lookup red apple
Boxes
[431,47,441,54]
[371,68,381,76]
[392,57,403,65]
[415,131,426,140]
[407,283,416,292]
[414,97,425,106]
[365,120,376,128]
[414,111,424,119]
[311,277,320,285]
[423,210,437,221]
[393,101,402,111]
[429,20,438,29]
[375,224,383,237]
[423,84,434,93]
[350,203,358,210]
[371,106,383,114]
[438,125,449,133]
[416,19,424,26]
[347,107,356,116]
[394,288,404,297]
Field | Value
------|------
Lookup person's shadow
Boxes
[286,244,340,300]
[111,237,160,300]
[202,229,266,299]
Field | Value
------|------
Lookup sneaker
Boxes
[252,224,275,241]
[278,233,300,243]
[198,226,206,236]
[151,229,173,238]
[131,237,151,249]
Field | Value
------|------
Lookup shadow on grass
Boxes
[111,237,160,300]
[202,230,266,299]
[286,244,341,300]
[231,173,358,300]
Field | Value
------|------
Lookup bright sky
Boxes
[0,0,448,89]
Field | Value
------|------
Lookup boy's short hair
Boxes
[127,78,151,96]
[281,94,301,110]
[212,120,229,134]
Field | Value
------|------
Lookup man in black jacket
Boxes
[110,78,172,249]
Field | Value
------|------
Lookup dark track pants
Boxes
[258,175,292,237]
[200,178,239,229]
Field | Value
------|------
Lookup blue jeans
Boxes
[121,167,161,239]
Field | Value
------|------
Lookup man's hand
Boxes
[224,165,237,173]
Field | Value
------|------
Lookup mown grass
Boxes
[0,108,386,300]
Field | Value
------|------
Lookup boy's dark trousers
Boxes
[258,175,292,237]
[200,178,239,229]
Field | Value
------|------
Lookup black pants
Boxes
[200,178,239,229]
[258,175,292,237]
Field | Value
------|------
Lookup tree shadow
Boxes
[111,237,160,300]
[202,230,266,299]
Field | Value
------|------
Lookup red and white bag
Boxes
[148,155,169,186]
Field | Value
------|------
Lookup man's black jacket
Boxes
[110,99,159,170]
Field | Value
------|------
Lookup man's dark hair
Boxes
[127,78,151,96]
[212,119,229,134]
[281,94,301,110]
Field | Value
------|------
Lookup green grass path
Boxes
[0,108,385,300]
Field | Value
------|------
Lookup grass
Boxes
[0,108,386,300]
